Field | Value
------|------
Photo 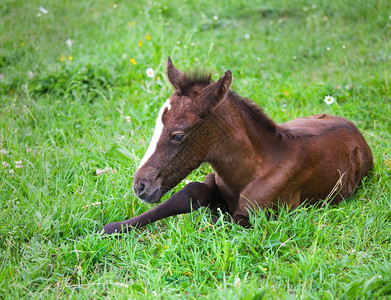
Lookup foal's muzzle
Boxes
[133,179,162,204]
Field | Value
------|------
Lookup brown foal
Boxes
[102,57,373,234]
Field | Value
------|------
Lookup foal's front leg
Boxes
[102,173,222,234]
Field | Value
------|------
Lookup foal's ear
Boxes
[199,70,232,112]
[167,56,187,90]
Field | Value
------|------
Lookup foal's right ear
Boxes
[199,70,232,112]
[167,56,187,90]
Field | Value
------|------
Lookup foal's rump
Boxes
[281,114,373,204]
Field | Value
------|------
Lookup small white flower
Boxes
[26,147,32,153]
[146,68,155,78]
[28,71,34,78]
[96,168,104,176]
[2,161,9,167]
[213,15,218,20]
[99,147,104,153]
[379,275,382,279]
[82,202,101,209]
[244,33,250,39]
[342,44,346,49]
[125,116,131,123]
[113,4,118,8]
[65,38,73,47]
[38,6,48,14]
[121,53,127,59]
[9,169,14,175]
[152,291,158,296]
[327,47,331,51]
[113,282,129,288]
[0,149,7,155]
[15,161,22,168]
[234,277,241,287]
[324,95,335,105]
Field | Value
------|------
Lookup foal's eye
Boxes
[171,133,185,142]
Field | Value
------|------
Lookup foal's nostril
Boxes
[134,181,146,197]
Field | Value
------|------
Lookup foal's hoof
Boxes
[101,223,122,235]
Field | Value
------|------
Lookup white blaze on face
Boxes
[137,98,172,170]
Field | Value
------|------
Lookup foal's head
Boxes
[132,57,232,203]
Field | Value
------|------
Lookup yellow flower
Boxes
[60,55,66,62]
[127,21,136,26]
[146,35,151,40]
[129,58,137,65]
[138,41,143,47]
[68,56,73,60]
[20,42,25,47]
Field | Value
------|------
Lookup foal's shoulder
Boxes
[280,114,357,137]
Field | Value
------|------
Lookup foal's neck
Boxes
[206,93,281,191]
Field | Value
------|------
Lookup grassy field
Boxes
[1,0,391,298]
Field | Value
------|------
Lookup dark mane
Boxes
[228,91,300,141]
[180,70,212,95]
[229,91,278,133]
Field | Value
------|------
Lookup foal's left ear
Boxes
[167,56,187,90]
[199,70,232,112]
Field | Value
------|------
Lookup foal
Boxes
[102,57,373,234]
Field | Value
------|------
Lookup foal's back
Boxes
[280,114,373,204]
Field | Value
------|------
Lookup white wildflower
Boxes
[125,116,131,123]
[117,135,125,141]
[379,275,382,279]
[2,161,10,167]
[82,202,101,209]
[113,4,118,8]
[244,33,250,39]
[153,291,158,296]
[15,160,22,168]
[234,277,241,287]
[65,38,73,47]
[213,15,218,20]
[38,6,48,14]
[0,149,7,155]
[324,95,335,105]
[146,67,155,78]
[327,47,331,51]
[96,167,117,176]
[113,282,129,288]
[9,169,14,175]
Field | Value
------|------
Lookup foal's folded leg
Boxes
[102,180,218,234]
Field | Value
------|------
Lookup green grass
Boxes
[1,0,391,298]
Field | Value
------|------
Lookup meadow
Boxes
[1,0,391,298]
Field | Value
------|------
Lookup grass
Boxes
[1,0,391,298]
